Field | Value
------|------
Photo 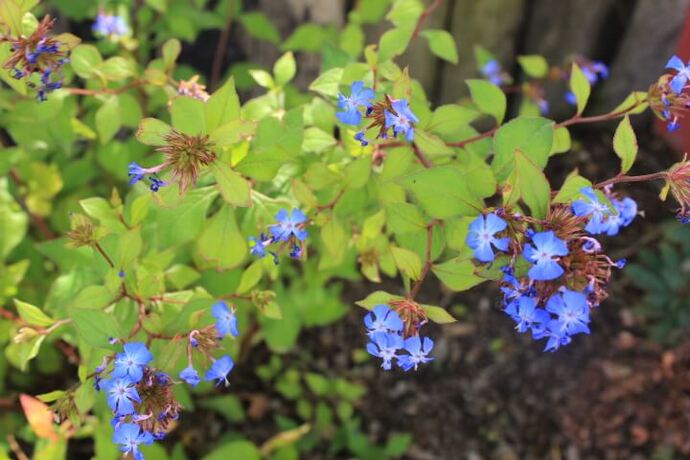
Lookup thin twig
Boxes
[594,172,667,189]
[412,142,433,168]
[210,13,234,91]
[408,220,439,300]
[411,0,444,40]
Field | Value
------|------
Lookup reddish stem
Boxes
[594,172,667,189]
[411,0,444,40]
[408,220,440,300]
[210,14,233,91]
[412,142,433,168]
[446,127,497,148]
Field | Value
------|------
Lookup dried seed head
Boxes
[389,299,428,338]
[664,156,690,221]
[66,213,97,248]
[156,130,216,194]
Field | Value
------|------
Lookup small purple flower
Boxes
[179,366,200,387]
[546,290,591,337]
[270,209,308,242]
[666,55,690,94]
[364,304,404,336]
[366,331,403,371]
[337,81,375,125]
[211,301,239,338]
[205,355,235,387]
[523,231,569,281]
[397,336,434,371]
[113,423,154,460]
[112,342,153,383]
[384,99,418,142]
[481,60,505,86]
[466,213,510,262]
[102,377,141,416]
[572,187,612,234]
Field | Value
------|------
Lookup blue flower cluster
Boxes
[572,187,637,236]
[364,305,434,371]
[481,59,508,86]
[10,38,66,101]
[565,60,608,106]
[466,187,636,351]
[127,162,167,192]
[659,55,690,132]
[179,301,239,388]
[95,302,239,460]
[249,208,308,263]
[92,12,129,38]
[336,81,418,144]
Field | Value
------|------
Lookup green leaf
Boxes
[69,307,119,348]
[95,95,121,144]
[385,202,426,234]
[70,45,103,79]
[355,290,403,310]
[14,299,53,327]
[170,96,207,135]
[236,260,263,295]
[550,127,571,156]
[466,79,506,123]
[282,23,333,52]
[421,29,458,64]
[238,12,280,44]
[195,205,247,270]
[136,118,172,146]
[162,38,181,70]
[198,395,246,423]
[398,166,483,219]
[309,67,343,98]
[5,335,44,371]
[517,55,549,78]
[274,52,297,86]
[302,127,336,153]
[422,305,457,324]
[100,57,135,81]
[390,246,422,280]
[612,91,648,115]
[504,150,551,219]
[321,218,348,262]
[492,116,554,181]
[613,115,638,174]
[79,197,127,233]
[553,171,592,204]
[212,161,252,207]
[378,27,412,62]
[569,63,591,115]
[248,69,274,88]
[432,257,484,291]
[0,0,23,36]
[0,178,28,261]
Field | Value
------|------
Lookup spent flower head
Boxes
[156,130,216,194]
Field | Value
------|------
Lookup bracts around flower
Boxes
[465,186,636,352]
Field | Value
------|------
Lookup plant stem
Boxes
[408,220,440,300]
[210,13,234,91]
[594,172,667,189]
[411,0,444,40]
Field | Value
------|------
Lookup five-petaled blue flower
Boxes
[337,81,375,125]
[397,336,435,371]
[523,231,569,281]
[546,290,591,337]
[112,342,153,383]
[102,377,141,416]
[367,331,403,370]
[179,366,200,388]
[270,208,309,242]
[205,355,235,386]
[466,213,510,262]
[113,423,154,460]
[93,13,129,38]
[572,187,612,234]
[543,326,573,352]
[364,304,403,336]
[384,99,418,142]
[212,301,239,338]
[666,55,690,94]
[504,296,550,337]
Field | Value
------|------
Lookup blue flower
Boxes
[666,55,690,94]
[102,377,141,415]
[546,290,591,336]
[249,234,272,258]
[148,177,166,192]
[128,162,148,185]
[179,366,200,387]
[205,355,235,386]
[93,13,129,38]
[211,301,239,338]
[288,243,303,259]
[397,336,434,371]
[523,231,569,281]
[337,81,375,125]
[602,196,637,236]
[384,99,418,142]
[564,91,577,106]
[504,296,550,336]
[466,213,510,262]
[270,209,308,242]
[113,423,154,460]
[481,60,504,86]
[582,61,608,83]
[112,342,153,383]
[572,187,612,234]
[366,331,403,371]
[354,130,369,146]
[364,304,404,335]
[543,326,573,352]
